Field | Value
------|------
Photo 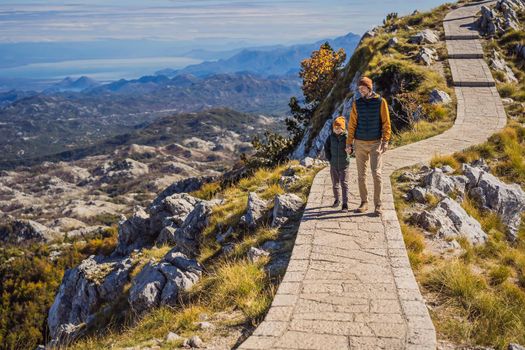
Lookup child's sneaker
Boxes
[341,203,348,212]
[332,199,340,208]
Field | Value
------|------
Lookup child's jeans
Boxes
[330,166,349,204]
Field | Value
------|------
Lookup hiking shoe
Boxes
[341,203,348,212]
[355,202,368,213]
[332,199,340,208]
[374,205,383,216]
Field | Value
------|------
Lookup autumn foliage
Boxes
[299,42,346,105]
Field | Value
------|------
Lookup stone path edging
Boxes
[238,1,506,349]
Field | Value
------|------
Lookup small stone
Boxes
[416,47,438,65]
[398,171,420,182]
[279,175,301,191]
[429,89,452,105]
[448,240,461,250]
[388,37,399,48]
[509,343,525,350]
[261,240,282,251]
[166,331,182,343]
[300,157,314,168]
[409,29,439,44]
[247,247,270,263]
[198,321,214,330]
[239,192,268,229]
[187,336,204,348]
[441,165,454,174]
[221,243,236,255]
[271,193,304,227]
[216,226,234,244]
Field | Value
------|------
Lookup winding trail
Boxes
[238,1,506,349]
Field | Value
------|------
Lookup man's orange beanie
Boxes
[358,76,373,90]
[333,116,345,130]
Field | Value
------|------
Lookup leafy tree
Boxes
[242,42,346,169]
[0,228,117,350]
[299,42,346,105]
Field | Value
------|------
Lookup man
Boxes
[345,76,391,216]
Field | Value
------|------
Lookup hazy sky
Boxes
[0,0,448,46]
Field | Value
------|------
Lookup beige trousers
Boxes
[354,139,383,207]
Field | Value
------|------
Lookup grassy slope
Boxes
[391,4,525,344]
[393,121,525,348]
[388,1,525,348]
[309,1,464,150]
[69,161,322,349]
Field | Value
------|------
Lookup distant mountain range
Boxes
[156,32,361,78]
[43,76,100,93]
[0,73,298,167]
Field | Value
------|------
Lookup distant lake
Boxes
[0,56,203,82]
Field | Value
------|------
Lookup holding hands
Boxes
[380,141,389,154]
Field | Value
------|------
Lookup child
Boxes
[324,116,350,211]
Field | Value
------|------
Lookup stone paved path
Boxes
[238,1,506,349]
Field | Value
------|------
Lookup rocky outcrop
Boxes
[114,192,213,256]
[94,158,149,183]
[114,206,152,255]
[291,73,359,160]
[148,193,200,236]
[424,168,469,196]
[0,218,59,243]
[151,176,217,207]
[490,50,518,83]
[158,202,212,256]
[48,255,133,345]
[239,192,269,229]
[477,0,525,36]
[408,161,525,242]
[128,248,202,314]
[413,198,488,245]
[271,193,304,227]
[463,163,525,240]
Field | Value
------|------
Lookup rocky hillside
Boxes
[292,3,458,159]
[393,121,525,348]
[39,159,323,349]
[0,108,275,244]
[390,0,525,348]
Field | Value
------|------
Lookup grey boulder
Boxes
[413,198,488,245]
[409,29,439,44]
[271,193,304,227]
[429,89,452,105]
[128,248,202,314]
[239,192,269,229]
[48,255,133,344]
